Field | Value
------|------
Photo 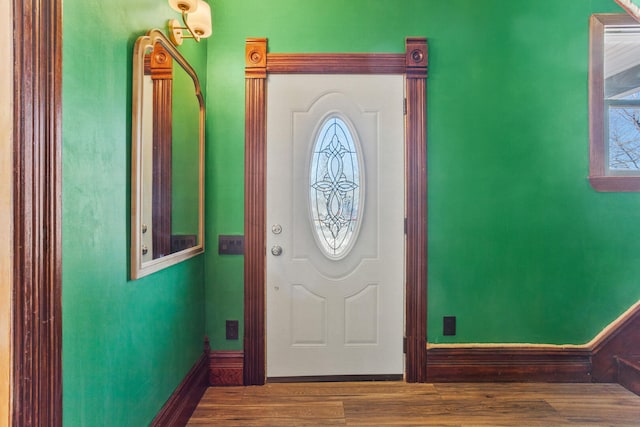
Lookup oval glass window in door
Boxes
[309,116,364,259]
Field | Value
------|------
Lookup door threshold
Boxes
[267,374,403,383]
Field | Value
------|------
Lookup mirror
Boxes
[131,29,204,279]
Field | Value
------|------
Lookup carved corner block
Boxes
[246,37,267,79]
[150,42,173,80]
[405,37,428,79]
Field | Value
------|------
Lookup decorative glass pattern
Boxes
[309,116,362,258]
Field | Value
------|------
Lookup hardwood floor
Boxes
[187,381,640,426]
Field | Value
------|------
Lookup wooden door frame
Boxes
[12,0,63,425]
[244,38,428,384]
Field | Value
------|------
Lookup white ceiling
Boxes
[604,27,640,78]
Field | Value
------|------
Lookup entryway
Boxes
[265,74,405,378]
[243,37,428,384]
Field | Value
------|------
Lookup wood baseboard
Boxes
[591,302,640,382]
[208,303,640,385]
[617,356,640,396]
[426,346,592,382]
[150,350,209,427]
[209,350,244,386]
[425,303,640,383]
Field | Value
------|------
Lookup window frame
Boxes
[589,13,640,191]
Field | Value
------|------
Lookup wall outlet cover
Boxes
[226,320,239,340]
[443,316,456,336]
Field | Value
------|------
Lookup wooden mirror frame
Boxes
[244,37,429,384]
[130,30,205,280]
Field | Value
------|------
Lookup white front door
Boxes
[266,74,405,378]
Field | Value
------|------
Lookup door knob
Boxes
[271,245,283,256]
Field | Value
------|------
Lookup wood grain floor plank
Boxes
[188,382,640,426]
[191,402,343,417]
[345,397,568,426]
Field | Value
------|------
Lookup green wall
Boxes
[205,0,640,349]
[59,0,640,423]
[62,1,207,426]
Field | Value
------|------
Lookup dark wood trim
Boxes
[12,0,63,425]
[404,38,428,383]
[150,43,174,258]
[588,14,606,183]
[267,53,406,75]
[244,38,268,386]
[209,350,244,386]
[244,38,428,385]
[588,176,640,192]
[588,14,640,192]
[150,342,210,427]
[591,302,640,382]
[426,302,640,383]
[616,357,640,396]
[426,346,592,382]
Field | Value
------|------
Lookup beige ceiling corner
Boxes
[616,0,640,21]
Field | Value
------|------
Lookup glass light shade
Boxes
[169,0,198,13]
[186,0,212,38]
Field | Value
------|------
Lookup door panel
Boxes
[266,74,405,377]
